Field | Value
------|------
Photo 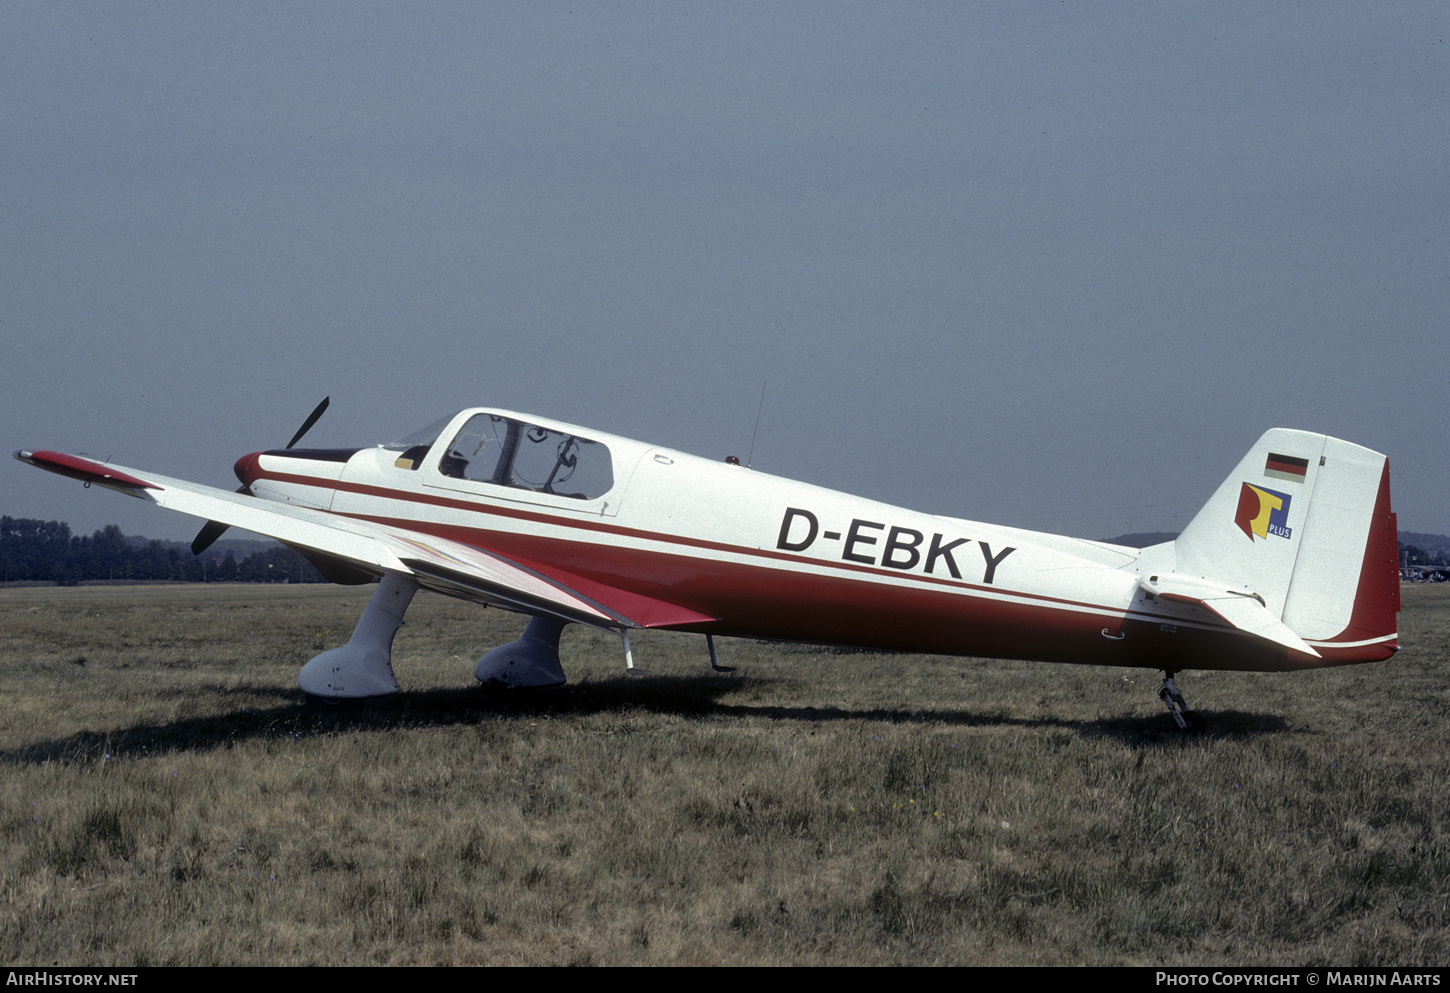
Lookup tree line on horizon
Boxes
[0,516,326,585]
[3,514,1446,588]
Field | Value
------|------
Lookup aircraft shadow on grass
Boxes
[1,676,1289,767]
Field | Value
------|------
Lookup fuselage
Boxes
[234,408,1365,673]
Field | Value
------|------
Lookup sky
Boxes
[5,2,1447,546]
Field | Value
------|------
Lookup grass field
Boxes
[1,582,1446,965]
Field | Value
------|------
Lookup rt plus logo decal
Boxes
[1234,483,1292,541]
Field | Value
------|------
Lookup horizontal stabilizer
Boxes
[1140,573,1320,658]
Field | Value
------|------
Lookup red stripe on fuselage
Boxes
[381,515,1310,671]
[247,465,1119,611]
[244,465,1361,671]
[370,512,1135,658]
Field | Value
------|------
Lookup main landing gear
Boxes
[299,573,418,699]
[1158,672,1204,733]
[297,578,740,699]
[475,614,569,687]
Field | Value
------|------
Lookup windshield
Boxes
[384,415,455,451]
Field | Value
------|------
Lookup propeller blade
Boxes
[191,519,230,556]
[285,396,330,450]
[192,480,254,555]
[194,397,329,555]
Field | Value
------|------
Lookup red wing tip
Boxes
[15,449,161,490]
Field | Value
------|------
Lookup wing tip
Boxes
[16,449,162,490]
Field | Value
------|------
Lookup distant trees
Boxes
[1401,544,1438,567]
[0,517,73,583]
[0,516,325,584]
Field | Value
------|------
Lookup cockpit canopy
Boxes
[388,412,614,501]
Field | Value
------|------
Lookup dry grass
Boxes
[1,582,1446,965]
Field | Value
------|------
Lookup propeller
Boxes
[285,396,331,450]
[190,397,330,556]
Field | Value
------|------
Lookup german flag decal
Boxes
[1264,452,1309,484]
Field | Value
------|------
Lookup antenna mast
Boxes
[746,381,767,468]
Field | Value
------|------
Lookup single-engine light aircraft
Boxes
[16,402,1399,730]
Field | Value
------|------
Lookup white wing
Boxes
[14,449,708,630]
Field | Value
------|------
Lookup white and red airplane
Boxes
[16,401,1400,729]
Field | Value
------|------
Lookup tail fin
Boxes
[1165,429,1398,662]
